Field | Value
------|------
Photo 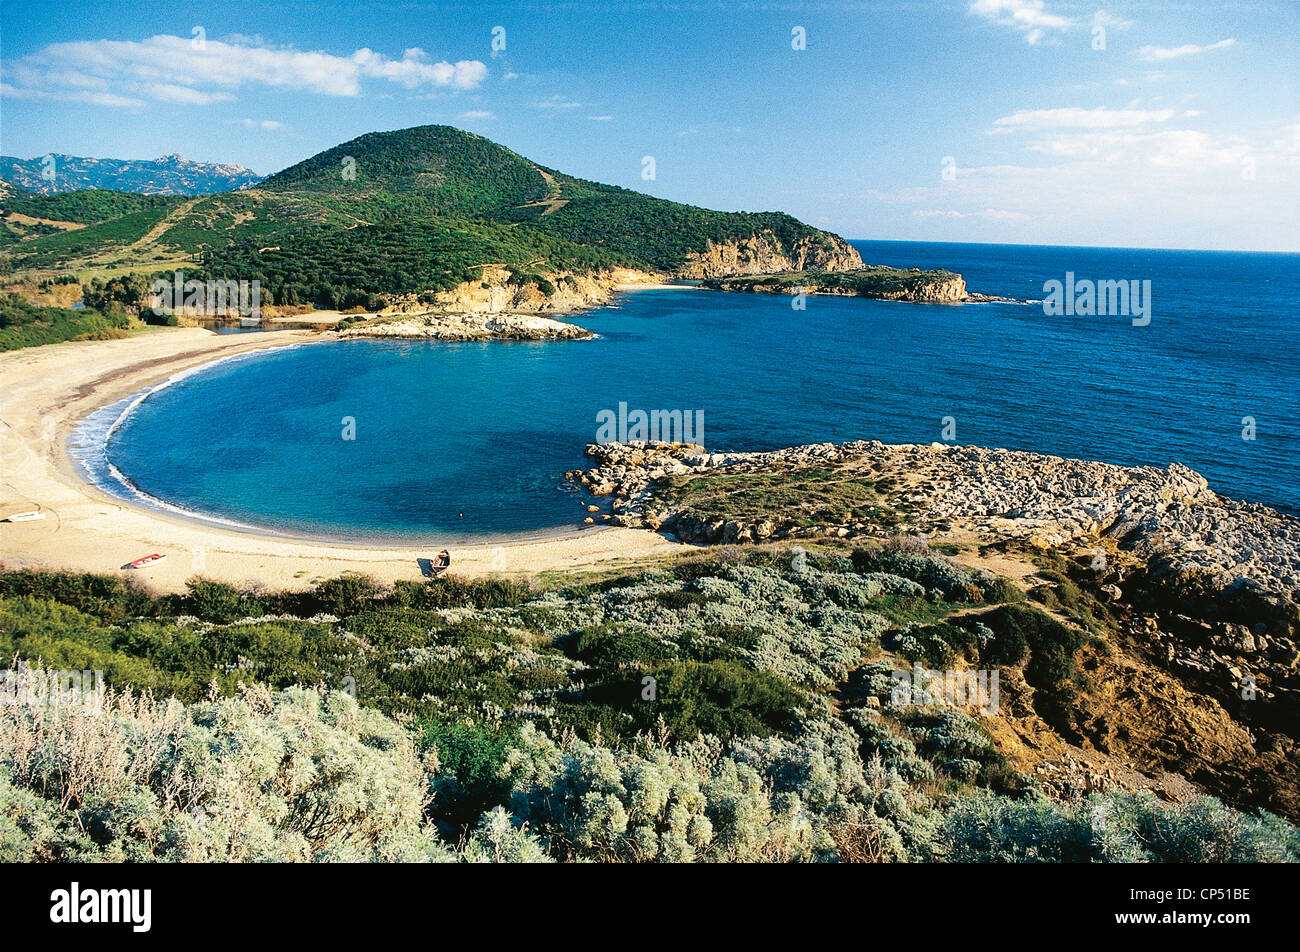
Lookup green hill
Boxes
[0,125,861,309]
[259,125,549,220]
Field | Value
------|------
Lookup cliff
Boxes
[677,233,863,279]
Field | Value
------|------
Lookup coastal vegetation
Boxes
[656,466,903,531]
[0,292,134,350]
[2,540,1296,862]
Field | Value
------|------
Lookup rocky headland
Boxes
[329,236,866,341]
[700,265,1014,304]
[571,438,1300,817]
[573,439,1299,601]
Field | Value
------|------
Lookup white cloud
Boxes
[587,115,613,121]
[458,110,494,120]
[0,80,146,108]
[536,95,582,110]
[1137,38,1236,62]
[914,207,1031,221]
[993,106,1176,131]
[1091,10,1133,30]
[0,34,488,108]
[148,83,234,105]
[867,117,1298,249]
[1021,128,1250,167]
[353,49,486,89]
[968,0,1073,44]
[234,118,284,131]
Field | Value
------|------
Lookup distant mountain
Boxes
[0,153,263,196]
[0,125,861,308]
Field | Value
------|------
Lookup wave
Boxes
[67,341,325,538]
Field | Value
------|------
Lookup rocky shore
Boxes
[572,439,1300,602]
[333,235,865,331]
[334,311,593,342]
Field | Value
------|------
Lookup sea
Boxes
[71,240,1300,542]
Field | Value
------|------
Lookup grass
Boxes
[655,465,903,528]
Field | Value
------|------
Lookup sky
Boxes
[1,0,1296,250]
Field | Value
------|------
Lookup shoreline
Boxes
[6,315,1295,598]
[0,327,682,592]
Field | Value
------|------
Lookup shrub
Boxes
[585,660,809,740]
[0,678,450,862]
[183,578,261,623]
[422,720,516,836]
[569,622,677,669]
[0,570,152,623]
[311,574,383,615]
[653,589,711,610]
[941,792,1300,862]
[972,604,1084,685]
[397,575,532,610]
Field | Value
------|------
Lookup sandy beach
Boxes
[0,327,681,593]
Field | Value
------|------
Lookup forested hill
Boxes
[0,125,862,310]
[259,125,550,220]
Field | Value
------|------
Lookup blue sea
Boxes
[75,240,1300,542]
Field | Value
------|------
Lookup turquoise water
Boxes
[79,241,1300,541]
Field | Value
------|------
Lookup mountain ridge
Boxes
[0,153,263,196]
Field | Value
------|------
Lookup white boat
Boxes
[3,511,45,522]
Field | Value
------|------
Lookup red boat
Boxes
[128,553,167,569]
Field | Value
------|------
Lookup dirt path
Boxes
[126,197,200,254]
[517,167,569,216]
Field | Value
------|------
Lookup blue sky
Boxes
[2,0,1296,250]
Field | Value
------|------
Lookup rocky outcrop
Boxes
[677,233,863,279]
[887,274,967,303]
[701,266,1018,304]
[381,266,663,317]
[711,272,969,303]
[571,439,1300,602]
[336,311,592,341]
